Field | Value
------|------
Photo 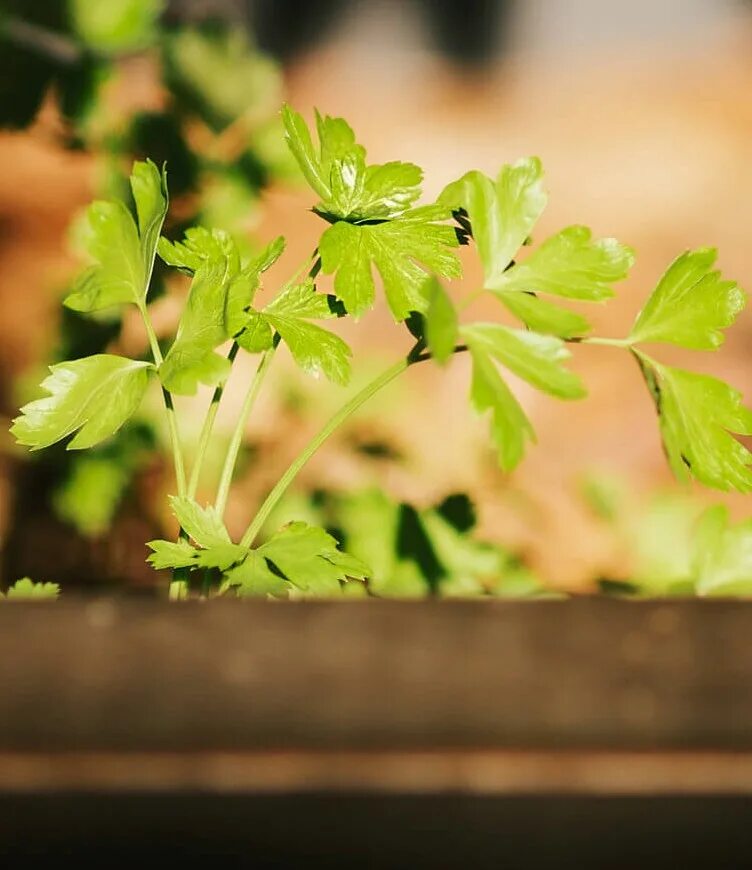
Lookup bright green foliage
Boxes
[440,160,546,288]
[637,359,752,492]
[146,539,202,570]
[424,277,458,364]
[461,323,585,399]
[149,519,368,598]
[230,278,353,385]
[2,578,60,600]
[497,291,591,339]
[11,355,152,450]
[12,106,752,602]
[466,344,534,472]
[491,226,634,337]
[263,280,352,385]
[65,161,167,312]
[158,231,287,394]
[227,522,369,597]
[169,496,231,548]
[160,246,239,394]
[318,207,461,320]
[281,105,422,221]
[70,0,164,52]
[158,226,239,273]
[495,226,634,301]
[629,248,746,349]
[693,506,752,596]
[285,105,460,321]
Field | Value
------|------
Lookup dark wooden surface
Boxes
[1,597,752,753]
[3,598,752,863]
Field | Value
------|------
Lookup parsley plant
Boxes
[11,106,752,598]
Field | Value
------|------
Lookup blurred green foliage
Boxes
[1,0,293,547]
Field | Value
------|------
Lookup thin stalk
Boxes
[187,342,240,498]
[209,252,321,516]
[239,342,467,549]
[215,345,278,517]
[139,303,187,496]
[579,336,633,348]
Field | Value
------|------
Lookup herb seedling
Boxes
[11,105,752,598]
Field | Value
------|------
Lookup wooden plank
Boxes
[1,598,752,751]
[3,749,752,795]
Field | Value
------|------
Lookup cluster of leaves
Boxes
[3,3,294,543]
[264,488,551,598]
[148,497,369,598]
[580,477,752,597]
[416,162,751,491]
[0,578,60,600]
[11,102,752,598]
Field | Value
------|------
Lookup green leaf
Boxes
[493,226,634,301]
[693,506,752,596]
[263,279,352,385]
[627,492,701,594]
[461,323,586,399]
[424,276,458,364]
[53,456,130,538]
[159,231,241,395]
[3,578,60,600]
[319,207,461,321]
[223,551,289,597]
[158,226,239,274]
[194,543,248,571]
[64,202,142,311]
[420,508,548,598]
[629,248,746,349]
[637,357,752,492]
[440,160,546,288]
[281,105,422,221]
[146,538,246,572]
[225,235,286,335]
[65,161,167,312]
[131,160,169,278]
[146,539,200,570]
[467,345,535,472]
[336,490,419,596]
[234,312,274,353]
[226,522,370,598]
[71,0,164,52]
[169,496,231,548]
[497,291,591,339]
[12,355,152,450]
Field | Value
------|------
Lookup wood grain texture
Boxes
[1,598,752,752]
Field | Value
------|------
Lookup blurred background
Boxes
[2,0,752,595]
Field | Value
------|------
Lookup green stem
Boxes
[239,341,463,549]
[215,344,278,517]
[139,303,187,496]
[580,336,632,348]
[187,342,240,498]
